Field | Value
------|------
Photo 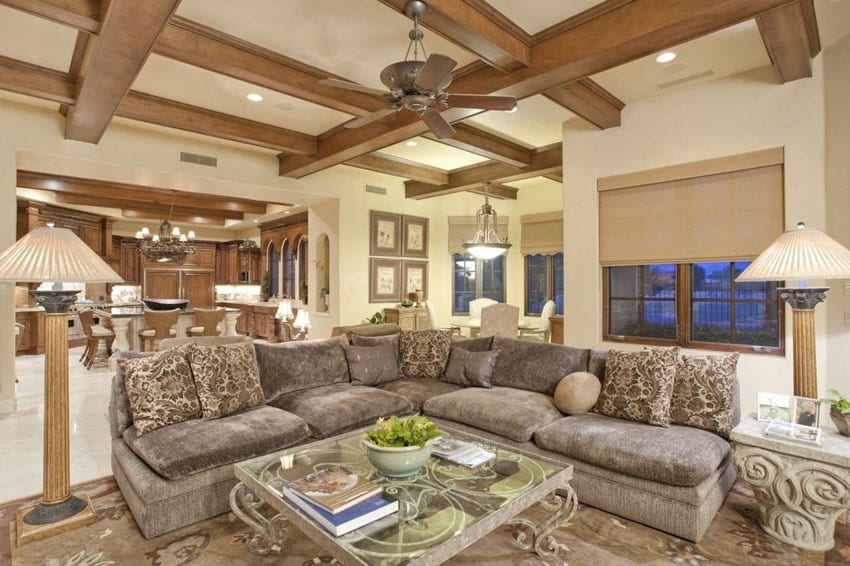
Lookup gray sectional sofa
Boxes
[108,330,737,542]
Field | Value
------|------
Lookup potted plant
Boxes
[823,389,850,436]
[362,414,441,477]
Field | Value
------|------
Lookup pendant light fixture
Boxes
[134,200,196,263]
[463,182,511,260]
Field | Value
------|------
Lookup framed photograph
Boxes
[369,258,401,303]
[757,392,792,423]
[792,396,820,427]
[402,260,428,300]
[402,215,429,258]
[370,211,401,257]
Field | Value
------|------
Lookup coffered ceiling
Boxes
[0,0,846,229]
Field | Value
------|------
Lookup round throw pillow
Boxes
[554,371,602,415]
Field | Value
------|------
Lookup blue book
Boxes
[282,487,398,537]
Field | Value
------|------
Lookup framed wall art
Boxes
[402,215,429,258]
[402,260,428,300]
[370,210,401,257]
[369,258,401,303]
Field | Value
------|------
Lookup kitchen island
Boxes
[95,306,241,351]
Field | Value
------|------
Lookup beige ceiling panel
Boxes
[466,95,574,147]
[378,136,488,170]
[504,177,562,191]
[485,0,602,34]
[0,5,77,72]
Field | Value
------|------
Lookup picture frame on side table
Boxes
[792,396,820,427]
[369,258,401,303]
[370,211,402,257]
[757,392,792,423]
[402,215,429,258]
[402,260,428,300]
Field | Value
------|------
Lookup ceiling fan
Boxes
[320,0,517,139]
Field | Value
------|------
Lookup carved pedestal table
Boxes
[730,415,850,551]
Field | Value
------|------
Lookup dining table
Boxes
[453,318,538,337]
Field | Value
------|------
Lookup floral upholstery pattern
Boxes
[670,352,740,437]
[187,342,265,420]
[592,347,678,427]
[398,330,452,379]
[120,347,201,435]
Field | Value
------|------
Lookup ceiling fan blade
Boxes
[320,78,388,97]
[415,54,457,92]
[447,93,517,111]
[420,108,456,139]
[344,106,399,128]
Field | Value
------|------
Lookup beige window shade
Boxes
[599,164,784,266]
[521,211,563,255]
[448,215,509,254]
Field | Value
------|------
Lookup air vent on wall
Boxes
[180,151,218,167]
[365,184,387,195]
[657,69,716,90]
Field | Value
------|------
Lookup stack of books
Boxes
[279,466,397,536]
[431,437,495,468]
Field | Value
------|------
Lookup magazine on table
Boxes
[281,489,398,537]
[763,419,824,446]
[431,437,495,468]
[284,466,382,514]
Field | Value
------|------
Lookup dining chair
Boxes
[479,303,519,338]
[77,308,115,369]
[519,300,557,342]
[138,309,179,352]
[186,307,225,337]
[423,300,460,334]
[468,298,498,322]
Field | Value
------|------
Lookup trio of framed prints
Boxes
[368,211,429,303]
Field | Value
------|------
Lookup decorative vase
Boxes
[362,439,433,477]
[830,406,850,437]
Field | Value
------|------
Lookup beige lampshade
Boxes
[0,226,123,283]
[736,222,850,282]
[293,309,310,330]
[276,301,293,319]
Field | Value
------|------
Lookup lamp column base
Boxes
[16,495,96,546]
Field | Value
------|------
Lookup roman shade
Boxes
[598,148,784,266]
[448,215,509,255]
[521,211,563,255]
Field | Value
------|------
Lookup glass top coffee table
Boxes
[230,424,576,565]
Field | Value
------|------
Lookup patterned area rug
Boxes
[3,477,848,565]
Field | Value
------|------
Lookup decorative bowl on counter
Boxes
[142,298,188,311]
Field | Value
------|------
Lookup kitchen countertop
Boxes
[96,306,240,318]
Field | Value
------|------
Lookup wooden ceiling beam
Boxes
[64,0,180,143]
[544,172,563,183]
[756,0,820,83]
[54,193,245,220]
[405,144,561,199]
[467,183,518,200]
[0,55,75,103]
[426,123,532,167]
[375,0,530,72]
[345,154,449,185]
[0,0,100,33]
[121,209,229,226]
[543,78,624,130]
[59,30,89,116]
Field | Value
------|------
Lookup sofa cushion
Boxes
[399,330,452,379]
[123,405,310,480]
[120,347,200,436]
[593,347,677,427]
[187,342,265,420]
[254,336,349,400]
[269,383,414,439]
[351,333,399,359]
[554,371,601,415]
[344,343,399,386]
[489,337,589,395]
[670,352,740,438]
[423,387,562,442]
[442,348,498,388]
[375,379,463,412]
[534,413,730,487]
[450,335,493,352]
[110,351,155,439]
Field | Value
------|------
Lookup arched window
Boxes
[297,236,308,304]
[282,239,296,299]
[267,243,279,298]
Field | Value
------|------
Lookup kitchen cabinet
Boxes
[216,242,260,285]
[119,240,140,284]
[383,307,429,331]
[15,310,87,355]
[549,316,564,344]
[144,269,215,309]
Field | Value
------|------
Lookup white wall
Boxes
[562,61,831,416]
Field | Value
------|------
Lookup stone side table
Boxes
[730,415,850,551]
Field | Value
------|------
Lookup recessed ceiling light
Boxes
[252,219,259,223]
[284,210,291,215]
[405,141,418,147]
[507,106,518,113]
[246,93,263,102]
[656,52,677,63]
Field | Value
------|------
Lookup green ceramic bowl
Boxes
[362,439,433,477]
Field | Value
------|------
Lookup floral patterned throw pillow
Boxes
[187,342,265,420]
[121,347,201,435]
[670,353,740,437]
[399,330,453,379]
[592,347,678,427]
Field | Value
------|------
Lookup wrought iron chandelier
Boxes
[463,182,511,260]
[135,218,196,263]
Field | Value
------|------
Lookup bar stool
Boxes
[78,309,115,369]
[186,307,225,337]
[138,309,179,352]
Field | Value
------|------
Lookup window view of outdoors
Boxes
[525,253,565,316]
[452,254,505,314]
[608,264,677,339]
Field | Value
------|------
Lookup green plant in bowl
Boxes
[363,415,442,477]
[822,389,850,436]
[823,389,850,413]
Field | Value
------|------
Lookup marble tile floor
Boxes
[0,346,113,503]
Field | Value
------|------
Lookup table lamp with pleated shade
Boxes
[737,222,850,398]
[0,224,122,544]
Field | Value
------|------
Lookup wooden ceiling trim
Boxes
[756,0,818,83]
[467,183,518,200]
[116,91,318,154]
[120,209,229,226]
[64,0,181,143]
[0,55,75,103]
[544,172,563,183]
[54,193,245,220]
[0,0,100,34]
[345,154,449,185]
[543,77,624,130]
[405,144,561,199]
[376,0,529,72]
[425,123,532,167]
[530,0,631,45]
[59,30,89,116]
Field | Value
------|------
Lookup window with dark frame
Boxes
[524,253,565,316]
[452,253,506,315]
